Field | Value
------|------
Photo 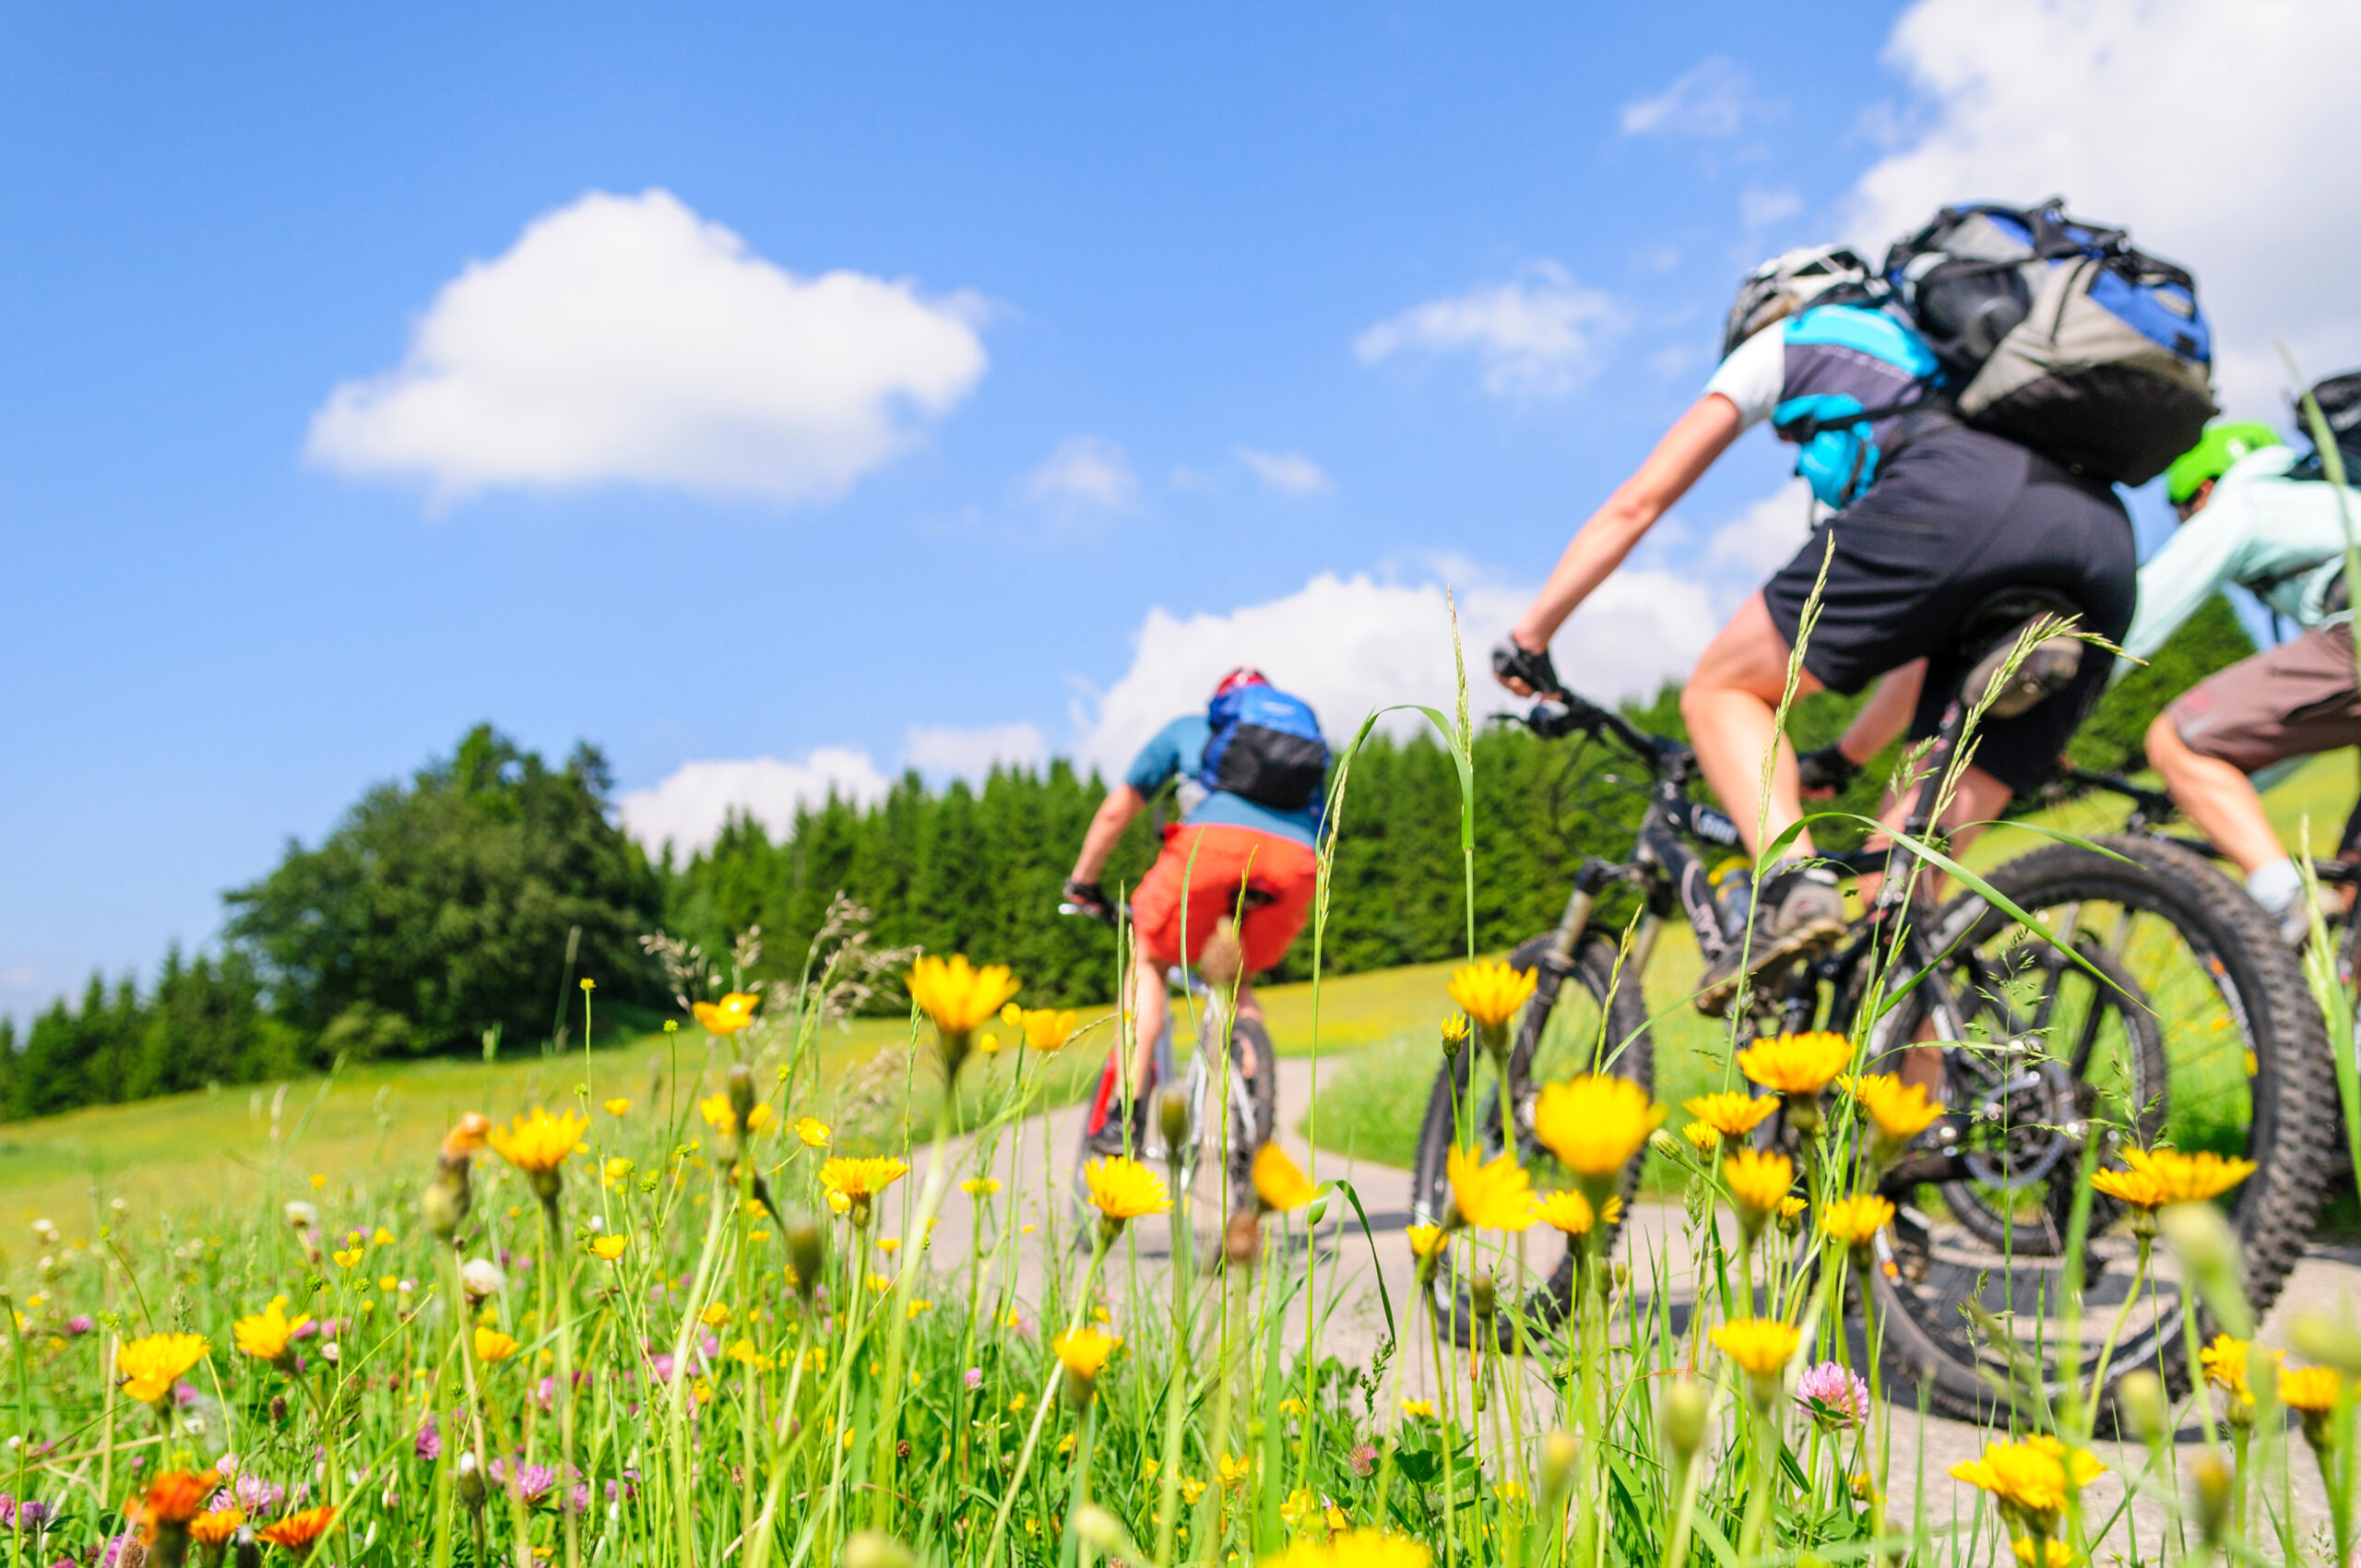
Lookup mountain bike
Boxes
[1407,591,2337,1420]
[1058,897,1277,1222]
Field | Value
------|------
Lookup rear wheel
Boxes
[1410,932,1655,1344]
[1858,835,2334,1423]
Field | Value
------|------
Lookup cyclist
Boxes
[2129,418,2361,942]
[1494,244,2138,1012]
[1062,668,1326,1153]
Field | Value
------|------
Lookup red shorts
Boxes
[1131,826,1319,973]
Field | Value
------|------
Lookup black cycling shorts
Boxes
[1761,418,2136,798]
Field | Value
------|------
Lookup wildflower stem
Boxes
[983,1228,1111,1568]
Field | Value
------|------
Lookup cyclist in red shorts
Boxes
[1062,668,1327,1154]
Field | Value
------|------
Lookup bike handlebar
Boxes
[1504,695,1688,775]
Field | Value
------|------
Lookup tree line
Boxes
[7,595,2256,1120]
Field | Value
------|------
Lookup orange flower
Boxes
[134,1469,219,1541]
[189,1508,243,1546]
[258,1505,339,1557]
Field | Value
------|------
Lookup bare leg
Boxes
[2145,711,2285,877]
[1682,593,1825,860]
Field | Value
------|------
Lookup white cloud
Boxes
[1022,435,1139,512]
[1843,0,2361,415]
[1235,446,1331,496]
[1740,186,1804,232]
[1072,567,1713,776]
[1619,56,1771,139]
[1704,478,1818,577]
[1355,263,1630,398]
[901,722,1047,780]
[306,189,987,504]
[618,747,890,856]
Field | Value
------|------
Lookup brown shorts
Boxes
[2165,624,2361,773]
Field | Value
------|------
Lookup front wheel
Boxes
[1410,932,1655,1344]
[1858,835,2336,1423]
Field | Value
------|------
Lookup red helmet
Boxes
[1212,667,1268,699]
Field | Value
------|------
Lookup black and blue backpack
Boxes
[1881,198,2216,485]
[1199,683,1329,812]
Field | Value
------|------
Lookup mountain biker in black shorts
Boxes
[1494,245,2136,1013]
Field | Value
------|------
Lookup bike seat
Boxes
[1952,588,2085,720]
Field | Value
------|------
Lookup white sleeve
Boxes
[1701,325,1786,432]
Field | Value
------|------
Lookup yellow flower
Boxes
[1447,1146,1535,1231]
[1270,1529,1430,1568]
[379,1276,397,1291]
[1011,1007,1081,1052]
[1447,960,1536,1031]
[603,1098,631,1116]
[331,1247,362,1268]
[1253,1144,1316,1213]
[691,992,762,1036]
[472,1327,519,1364]
[2280,1365,2344,1415]
[877,1237,901,1255]
[2012,1541,2073,1568]
[372,1227,394,1245]
[819,1157,911,1203]
[1737,1031,1851,1097]
[489,1108,588,1178]
[1531,1075,1666,1181]
[2201,1334,2277,1407]
[795,1117,831,1148]
[589,1235,628,1262]
[1180,1477,1207,1504]
[309,1173,326,1189]
[1218,1452,1254,1488]
[1721,1147,1795,1221]
[2120,1146,2257,1205]
[961,1177,1003,1196]
[701,1302,733,1327]
[118,1332,208,1404]
[728,1337,775,1372]
[1820,1194,1895,1246]
[1683,1091,1778,1142]
[1441,1015,1471,1051]
[1948,1435,2103,1518]
[1399,1399,1437,1420]
[1082,1157,1170,1224]
[2089,1166,2172,1210]
[697,1095,773,1138]
[978,1032,1002,1056]
[1053,1326,1122,1379]
[906,1299,932,1320]
[1404,1224,1447,1261]
[1711,1317,1801,1379]
[1680,1122,1720,1155]
[232,1298,310,1364]
[906,955,1023,1039]
[1529,1190,1621,1238]
[1837,1074,1943,1143]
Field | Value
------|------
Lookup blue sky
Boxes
[4,1,2355,1018]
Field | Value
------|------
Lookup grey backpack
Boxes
[1882,199,2216,486]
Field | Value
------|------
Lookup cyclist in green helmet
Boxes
[2134,415,2361,941]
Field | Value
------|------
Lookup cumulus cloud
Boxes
[1022,435,1139,512]
[1843,0,2361,413]
[1355,263,1630,398]
[1235,447,1331,496]
[307,188,987,504]
[618,748,890,856]
[1619,56,1773,139]
[1072,567,1713,776]
[901,722,1048,780]
[1703,478,1817,578]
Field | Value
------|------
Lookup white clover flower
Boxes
[460,1258,506,1299]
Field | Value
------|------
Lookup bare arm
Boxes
[1070,783,1148,885]
[1506,394,1744,667]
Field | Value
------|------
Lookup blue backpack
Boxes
[1199,684,1328,812]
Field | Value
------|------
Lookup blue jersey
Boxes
[1124,716,1323,848]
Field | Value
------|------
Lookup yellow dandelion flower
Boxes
[1399,1399,1437,1420]
[232,1299,309,1365]
[1082,1157,1170,1224]
[2011,1541,2073,1568]
[472,1327,519,1364]
[589,1235,628,1262]
[489,1108,588,1178]
[1053,1327,1122,1379]
[701,1302,732,1327]
[1948,1435,2102,1517]
[1820,1194,1895,1246]
[906,955,1023,1039]
[1837,1074,1943,1143]
[1012,1007,1081,1052]
[118,1332,208,1404]
[1446,1146,1535,1231]
[2090,1166,2172,1210]
[2119,1146,2256,1205]
[877,1237,901,1255]
[2281,1365,2343,1414]
[372,1227,394,1245]
[961,1176,1003,1196]
[1252,1144,1316,1213]
[795,1117,831,1148]
[1531,1075,1666,1180]
[1529,1189,1622,1237]
[2201,1334,2276,1406]
[691,992,761,1037]
[819,1157,911,1203]
[1683,1092,1778,1141]
[603,1098,631,1116]
[1404,1224,1447,1260]
[1721,1147,1795,1220]
[1680,1122,1720,1155]
[1447,960,1536,1032]
[1736,1031,1851,1097]
[1712,1317,1801,1379]
[1778,1195,1808,1220]
[696,1095,773,1139]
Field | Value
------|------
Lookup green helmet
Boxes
[2165,421,2284,505]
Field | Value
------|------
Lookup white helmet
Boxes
[1721,244,1876,359]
